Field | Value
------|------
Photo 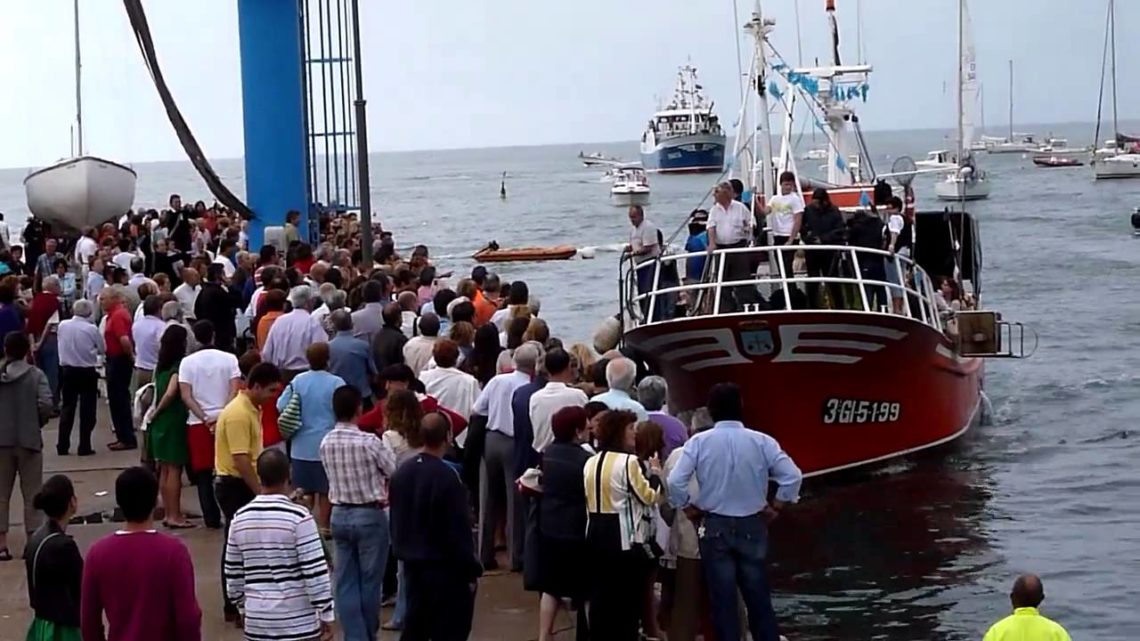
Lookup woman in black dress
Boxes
[533,406,592,641]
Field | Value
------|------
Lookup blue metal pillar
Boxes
[236,0,310,249]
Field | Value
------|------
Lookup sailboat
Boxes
[24,0,136,233]
[985,60,1037,154]
[1091,0,1140,179]
[936,0,990,201]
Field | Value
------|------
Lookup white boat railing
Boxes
[622,244,944,332]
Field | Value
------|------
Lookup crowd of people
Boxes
[0,196,1070,641]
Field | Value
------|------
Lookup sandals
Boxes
[163,521,196,530]
[0,548,12,561]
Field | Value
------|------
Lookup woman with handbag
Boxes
[24,475,82,641]
[583,410,664,641]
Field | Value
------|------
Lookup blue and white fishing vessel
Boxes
[639,64,725,173]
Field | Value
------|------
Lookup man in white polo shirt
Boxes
[707,181,758,311]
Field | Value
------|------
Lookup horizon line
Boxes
[0,117,1125,171]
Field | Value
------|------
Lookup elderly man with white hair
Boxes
[56,298,105,455]
[638,375,688,458]
[591,356,648,421]
[472,341,541,572]
[310,283,338,332]
[262,285,329,381]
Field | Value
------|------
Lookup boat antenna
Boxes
[732,0,746,103]
[826,0,841,66]
[73,0,84,156]
[793,0,804,65]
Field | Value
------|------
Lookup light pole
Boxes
[349,0,373,267]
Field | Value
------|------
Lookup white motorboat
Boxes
[610,166,650,206]
[937,0,990,202]
[802,147,828,160]
[24,0,135,232]
[916,149,957,170]
[1034,137,1089,157]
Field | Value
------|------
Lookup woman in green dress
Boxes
[147,325,192,528]
[24,474,81,641]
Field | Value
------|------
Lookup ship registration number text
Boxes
[822,399,900,425]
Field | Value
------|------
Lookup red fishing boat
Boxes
[620,210,1030,477]
[1032,155,1084,168]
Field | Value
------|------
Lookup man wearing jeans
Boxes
[100,288,137,451]
[666,383,802,641]
[319,385,396,641]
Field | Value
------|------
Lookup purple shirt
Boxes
[81,530,201,641]
[649,411,688,459]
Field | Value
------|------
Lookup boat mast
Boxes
[1007,59,1013,141]
[74,0,84,156]
[1110,0,1118,137]
[752,0,775,197]
[956,0,964,164]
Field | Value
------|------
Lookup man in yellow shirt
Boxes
[213,362,284,624]
[983,574,1071,641]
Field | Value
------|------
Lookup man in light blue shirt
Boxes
[590,357,648,421]
[326,310,377,409]
[667,382,802,641]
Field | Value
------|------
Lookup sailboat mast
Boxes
[1110,0,1118,137]
[956,0,964,163]
[755,0,774,197]
[1007,59,1013,141]
[74,0,84,156]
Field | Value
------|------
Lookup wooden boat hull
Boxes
[24,156,137,232]
[624,311,984,477]
[472,245,578,263]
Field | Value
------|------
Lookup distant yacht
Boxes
[639,64,725,173]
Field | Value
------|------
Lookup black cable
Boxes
[121,0,253,220]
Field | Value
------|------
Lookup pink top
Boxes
[417,285,436,307]
[81,531,201,641]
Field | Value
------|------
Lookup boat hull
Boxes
[1093,155,1140,179]
[935,178,990,201]
[640,133,726,173]
[24,156,137,232]
[472,245,577,263]
[611,191,651,207]
[623,312,984,477]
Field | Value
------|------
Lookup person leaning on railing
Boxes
[707,182,760,312]
[799,188,848,310]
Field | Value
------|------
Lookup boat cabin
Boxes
[646,110,722,140]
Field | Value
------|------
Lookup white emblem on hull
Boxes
[771,324,908,364]
[638,329,751,372]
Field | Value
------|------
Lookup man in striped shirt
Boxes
[224,448,335,641]
[320,385,397,641]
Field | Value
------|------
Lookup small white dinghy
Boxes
[24,0,136,232]
[25,156,137,232]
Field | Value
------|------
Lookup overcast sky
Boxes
[0,0,1132,168]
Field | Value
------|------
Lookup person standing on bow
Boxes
[666,383,802,641]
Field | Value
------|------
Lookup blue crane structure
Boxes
[237,0,366,249]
